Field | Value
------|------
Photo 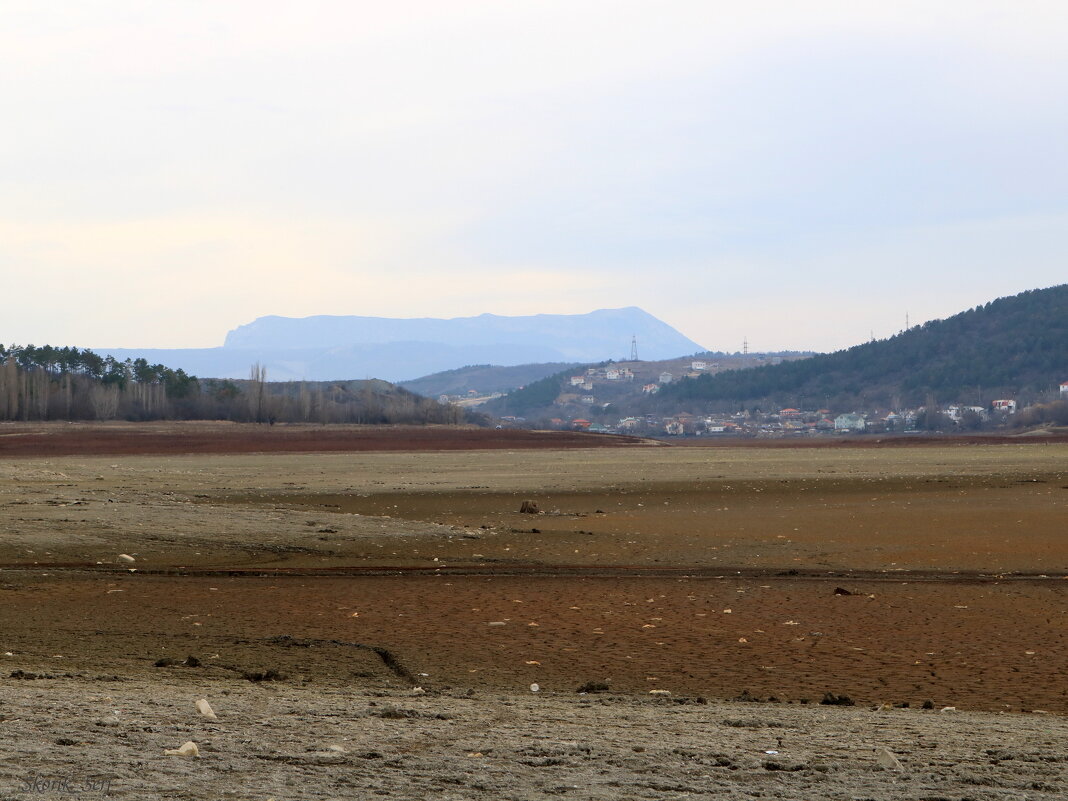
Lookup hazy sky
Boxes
[3,1,1067,353]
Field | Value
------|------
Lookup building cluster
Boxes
[569,365,636,389]
[545,384,1067,437]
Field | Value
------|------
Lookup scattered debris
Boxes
[154,655,201,668]
[576,681,610,694]
[242,668,286,682]
[530,683,540,693]
[519,500,540,514]
[820,692,855,706]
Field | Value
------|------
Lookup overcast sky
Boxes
[3,1,1067,353]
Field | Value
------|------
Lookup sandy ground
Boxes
[1,424,1066,799]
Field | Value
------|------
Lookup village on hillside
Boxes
[446,356,1068,437]
[435,352,810,409]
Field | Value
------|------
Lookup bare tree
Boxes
[248,363,269,422]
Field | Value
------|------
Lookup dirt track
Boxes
[1,424,1066,799]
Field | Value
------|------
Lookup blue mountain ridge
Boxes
[98,307,706,383]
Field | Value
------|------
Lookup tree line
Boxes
[0,345,470,425]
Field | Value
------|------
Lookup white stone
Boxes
[164,741,199,757]
[196,698,218,720]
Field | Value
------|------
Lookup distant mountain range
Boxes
[657,284,1068,410]
[98,308,705,382]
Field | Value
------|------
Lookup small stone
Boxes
[876,747,903,770]
[164,741,200,757]
[196,698,218,720]
[117,554,135,563]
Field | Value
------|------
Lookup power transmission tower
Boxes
[742,337,748,356]
[630,335,638,361]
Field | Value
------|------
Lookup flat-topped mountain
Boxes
[100,307,705,382]
[223,308,703,362]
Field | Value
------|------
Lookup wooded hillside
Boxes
[657,285,1068,411]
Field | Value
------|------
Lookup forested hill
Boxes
[657,285,1068,411]
[400,362,579,398]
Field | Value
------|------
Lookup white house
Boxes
[1060,381,1068,397]
[834,413,866,432]
[992,399,1017,413]
[569,376,585,387]
[691,360,708,370]
[659,372,673,384]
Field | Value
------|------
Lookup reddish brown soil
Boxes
[0,422,646,457]
[2,421,1063,459]
[2,434,1065,715]
[3,571,1065,713]
[229,471,1068,574]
